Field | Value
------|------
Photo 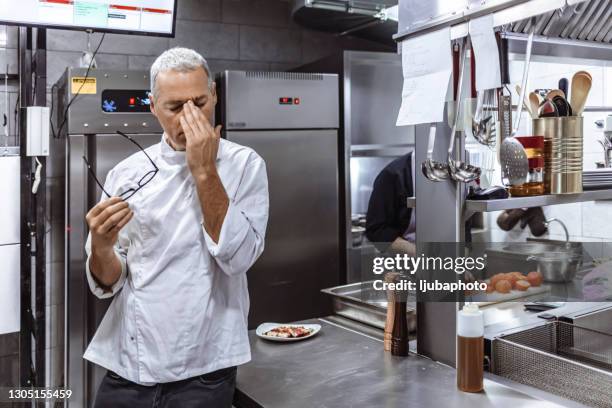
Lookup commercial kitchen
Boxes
[1,0,612,407]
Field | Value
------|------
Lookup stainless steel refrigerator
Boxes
[217,71,341,328]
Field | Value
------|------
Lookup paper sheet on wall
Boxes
[396,27,453,126]
[469,15,502,91]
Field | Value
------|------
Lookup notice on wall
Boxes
[396,27,453,126]
[469,14,502,91]
[71,76,97,94]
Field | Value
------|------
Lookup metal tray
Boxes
[321,281,417,332]
[492,321,612,408]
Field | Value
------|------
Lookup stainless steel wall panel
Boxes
[344,52,412,146]
[0,156,20,246]
[0,244,20,335]
[65,135,87,408]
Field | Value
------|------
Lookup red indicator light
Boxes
[294,98,300,105]
[129,97,135,105]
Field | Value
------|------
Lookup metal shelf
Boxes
[407,197,416,208]
[350,144,414,158]
[464,189,612,216]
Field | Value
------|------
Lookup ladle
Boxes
[448,40,481,182]
[422,124,449,181]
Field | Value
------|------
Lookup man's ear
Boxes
[211,81,217,105]
[149,93,158,118]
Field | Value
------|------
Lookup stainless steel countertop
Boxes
[234,318,585,408]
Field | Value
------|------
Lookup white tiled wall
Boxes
[483,58,612,245]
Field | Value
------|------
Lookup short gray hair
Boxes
[150,47,213,97]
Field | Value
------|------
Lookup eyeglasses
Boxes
[83,131,159,201]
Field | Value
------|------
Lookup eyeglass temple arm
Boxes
[116,130,159,170]
[82,155,112,198]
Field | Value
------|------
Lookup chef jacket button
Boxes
[130,336,135,341]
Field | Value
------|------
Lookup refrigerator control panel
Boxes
[101,89,151,113]
[279,97,300,105]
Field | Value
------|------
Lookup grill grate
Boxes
[492,321,612,408]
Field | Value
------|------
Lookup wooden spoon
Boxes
[575,70,592,81]
[529,92,540,119]
[546,89,565,100]
[516,85,534,118]
[571,72,592,116]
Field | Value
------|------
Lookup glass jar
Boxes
[508,136,545,197]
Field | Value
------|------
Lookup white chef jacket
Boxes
[83,134,269,385]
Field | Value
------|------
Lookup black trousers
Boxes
[93,366,237,408]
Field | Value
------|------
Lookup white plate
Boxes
[255,323,321,342]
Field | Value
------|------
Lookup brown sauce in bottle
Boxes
[457,335,484,392]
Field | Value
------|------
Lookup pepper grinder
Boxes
[391,299,409,356]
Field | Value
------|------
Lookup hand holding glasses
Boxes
[83,131,159,201]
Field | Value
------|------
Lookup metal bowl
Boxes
[351,226,366,247]
[527,252,583,282]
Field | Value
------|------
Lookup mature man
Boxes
[84,47,269,407]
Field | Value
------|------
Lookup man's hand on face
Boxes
[86,197,133,254]
[180,100,222,179]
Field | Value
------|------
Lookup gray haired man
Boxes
[84,47,269,407]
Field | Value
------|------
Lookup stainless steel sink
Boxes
[321,281,417,332]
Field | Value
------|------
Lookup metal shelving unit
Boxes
[398,0,612,368]
[408,189,612,214]
[464,189,612,217]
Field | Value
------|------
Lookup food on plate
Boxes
[495,280,512,294]
[485,282,495,293]
[515,280,531,291]
[526,271,543,287]
[264,326,313,338]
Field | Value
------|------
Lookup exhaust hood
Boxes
[292,0,610,59]
[291,0,399,45]
[393,0,611,60]
[508,0,611,43]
